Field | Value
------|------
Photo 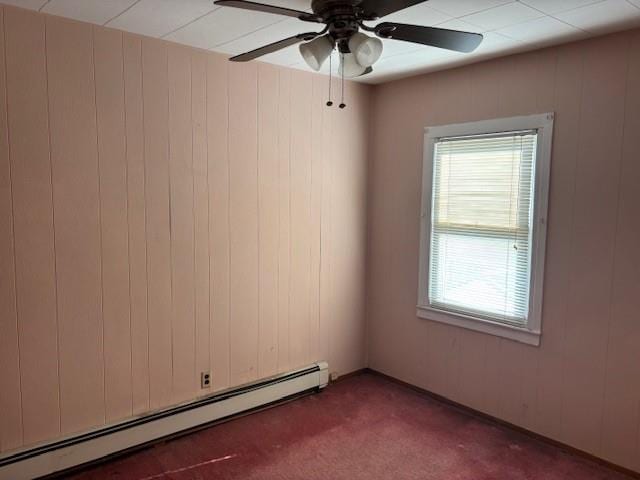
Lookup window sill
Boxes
[416,304,541,346]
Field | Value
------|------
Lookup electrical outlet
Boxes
[201,371,211,389]
[329,371,340,383]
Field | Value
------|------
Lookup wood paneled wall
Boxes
[367,29,640,473]
[0,5,369,452]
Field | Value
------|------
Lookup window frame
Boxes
[417,113,554,346]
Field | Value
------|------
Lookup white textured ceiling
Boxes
[4,0,640,84]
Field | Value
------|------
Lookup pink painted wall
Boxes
[0,5,369,453]
[367,29,640,473]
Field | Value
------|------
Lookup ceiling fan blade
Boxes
[357,0,429,19]
[230,32,320,62]
[375,23,483,53]
[214,0,321,22]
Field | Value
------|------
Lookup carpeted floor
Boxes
[66,373,635,479]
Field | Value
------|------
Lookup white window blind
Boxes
[428,130,538,326]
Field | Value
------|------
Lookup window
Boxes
[418,114,554,346]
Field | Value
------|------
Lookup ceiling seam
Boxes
[427,0,515,21]
[518,0,602,34]
[209,18,292,51]
[491,17,588,38]
[159,6,221,39]
[102,0,143,27]
[543,0,638,34]
[624,0,640,10]
[458,2,544,31]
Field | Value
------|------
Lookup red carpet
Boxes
[66,373,634,479]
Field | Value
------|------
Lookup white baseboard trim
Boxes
[0,362,329,480]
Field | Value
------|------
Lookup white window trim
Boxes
[417,113,554,347]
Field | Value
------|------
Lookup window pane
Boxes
[429,132,537,325]
[429,231,530,323]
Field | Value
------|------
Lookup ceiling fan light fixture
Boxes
[339,52,367,78]
[348,32,383,67]
[299,35,334,71]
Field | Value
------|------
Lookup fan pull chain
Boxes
[326,50,333,107]
[339,52,346,109]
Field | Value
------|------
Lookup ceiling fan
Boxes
[213,0,483,79]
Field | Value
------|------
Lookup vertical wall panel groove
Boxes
[168,45,196,402]
[93,27,107,429]
[207,54,231,392]
[123,33,149,415]
[94,26,133,423]
[318,74,334,367]
[288,71,313,370]
[257,63,279,378]
[309,75,324,367]
[0,4,23,452]
[228,62,259,386]
[192,50,210,388]
[141,37,172,410]
[5,6,61,446]
[276,68,291,374]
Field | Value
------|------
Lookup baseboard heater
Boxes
[0,362,329,480]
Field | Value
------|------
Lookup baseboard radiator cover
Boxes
[0,362,329,480]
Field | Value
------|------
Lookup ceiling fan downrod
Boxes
[339,52,346,109]
[326,50,334,107]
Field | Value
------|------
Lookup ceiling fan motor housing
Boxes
[311,0,367,51]
[311,0,362,18]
